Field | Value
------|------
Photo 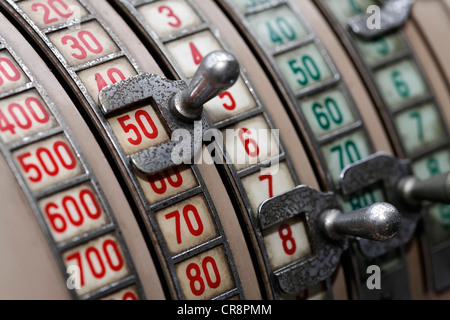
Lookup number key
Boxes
[155,195,217,255]
[247,5,308,50]
[394,103,446,156]
[13,134,83,192]
[262,216,311,270]
[137,0,202,38]
[175,246,235,300]
[299,87,356,138]
[0,51,29,94]
[38,182,108,243]
[321,130,371,184]
[135,165,198,205]
[221,115,280,171]
[18,0,88,29]
[63,233,130,297]
[374,59,427,110]
[108,104,169,155]
[77,57,138,105]
[0,90,57,143]
[275,42,333,93]
[241,162,295,214]
[48,21,119,66]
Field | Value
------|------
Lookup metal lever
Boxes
[399,172,450,206]
[348,0,415,39]
[99,50,240,174]
[319,203,401,242]
[257,185,400,295]
[169,50,240,122]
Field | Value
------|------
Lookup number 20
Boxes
[31,0,74,25]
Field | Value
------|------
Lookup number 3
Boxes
[158,5,182,28]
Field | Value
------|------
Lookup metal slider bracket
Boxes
[98,51,240,175]
[99,73,210,175]
[339,152,418,258]
[348,0,415,39]
[258,184,400,294]
[258,185,346,295]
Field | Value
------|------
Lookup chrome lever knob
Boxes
[319,202,401,241]
[169,50,240,122]
[399,172,450,206]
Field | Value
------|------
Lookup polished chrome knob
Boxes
[319,202,401,241]
[169,50,240,122]
[398,172,450,206]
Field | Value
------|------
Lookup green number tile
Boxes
[424,204,450,246]
[321,130,372,184]
[299,87,356,138]
[323,0,377,26]
[353,33,407,67]
[374,59,428,110]
[412,149,450,246]
[339,185,386,213]
[394,103,446,156]
[226,0,272,13]
[275,42,333,93]
[412,149,450,180]
[247,5,308,51]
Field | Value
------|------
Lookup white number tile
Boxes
[135,165,198,205]
[0,90,57,144]
[138,0,202,38]
[12,134,83,192]
[38,182,109,243]
[262,217,311,270]
[241,161,295,215]
[165,30,223,78]
[48,21,119,67]
[165,31,256,122]
[101,286,139,300]
[18,0,88,29]
[0,51,29,94]
[204,76,257,124]
[108,104,169,155]
[221,115,280,171]
[77,57,137,105]
[175,246,235,300]
[63,233,130,297]
[155,194,217,255]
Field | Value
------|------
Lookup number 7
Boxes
[409,111,424,141]
[165,210,181,244]
[259,174,274,198]
[66,252,84,287]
